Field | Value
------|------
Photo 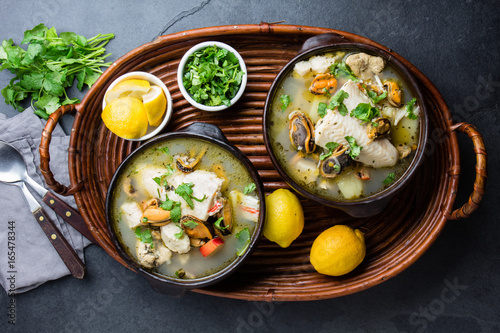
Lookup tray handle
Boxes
[445,122,487,220]
[40,104,83,196]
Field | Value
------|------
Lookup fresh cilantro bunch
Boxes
[0,23,114,118]
[182,45,244,107]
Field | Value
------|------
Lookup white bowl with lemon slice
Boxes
[102,72,172,141]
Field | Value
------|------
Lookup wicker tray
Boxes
[39,23,487,301]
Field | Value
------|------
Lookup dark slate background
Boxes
[1,0,498,332]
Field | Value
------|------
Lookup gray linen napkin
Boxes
[0,108,91,294]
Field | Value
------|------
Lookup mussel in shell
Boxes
[176,147,207,173]
[289,111,316,154]
[319,144,352,178]
[384,81,403,107]
[367,117,391,141]
[309,73,337,95]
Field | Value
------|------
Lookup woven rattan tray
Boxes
[39,24,487,301]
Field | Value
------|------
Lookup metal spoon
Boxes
[0,140,86,279]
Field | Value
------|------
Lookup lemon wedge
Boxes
[142,85,167,126]
[105,79,151,104]
[101,96,148,139]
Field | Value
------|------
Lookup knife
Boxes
[13,181,86,279]
[23,175,98,245]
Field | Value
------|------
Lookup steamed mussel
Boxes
[289,111,316,154]
[367,117,391,141]
[319,144,352,178]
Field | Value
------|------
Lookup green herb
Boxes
[134,227,154,247]
[235,227,251,256]
[127,166,138,177]
[350,103,380,123]
[156,146,170,155]
[175,182,205,209]
[329,90,349,116]
[405,98,418,120]
[280,94,291,112]
[345,136,362,159]
[317,102,328,118]
[330,62,360,82]
[334,164,341,172]
[384,172,396,185]
[141,217,148,223]
[319,141,340,161]
[170,204,182,223]
[183,220,198,229]
[214,217,227,231]
[365,87,387,104]
[323,87,331,97]
[175,269,186,279]
[182,44,244,107]
[0,23,114,119]
[174,225,184,239]
[243,182,256,194]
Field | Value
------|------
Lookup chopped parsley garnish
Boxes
[383,172,396,185]
[182,45,244,107]
[345,136,362,159]
[243,182,256,194]
[329,90,349,116]
[319,141,340,161]
[317,102,328,118]
[159,196,182,223]
[280,94,291,112]
[365,86,387,104]
[350,103,380,124]
[174,225,184,239]
[152,167,174,187]
[175,182,206,209]
[183,220,198,229]
[134,227,154,247]
[155,146,170,155]
[214,217,227,231]
[405,98,418,120]
[235,227,251,256]
[330,62,360,82]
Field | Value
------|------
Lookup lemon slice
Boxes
[105,79,151,104]
[142,85,167,126]
[101,96,148,139]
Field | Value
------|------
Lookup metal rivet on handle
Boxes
[51,234,56,240]
[66,211,71,217]
[39,216,44,221]
[50,199,55,204]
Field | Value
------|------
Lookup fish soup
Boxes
[110,137,260,279]
[267,51,421,201]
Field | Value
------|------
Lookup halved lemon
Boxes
[105,79,151,104]
[101,96,148,139]
[142,85,167,126]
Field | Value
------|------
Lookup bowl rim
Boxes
[263,42,429,212]
[102,71,173,142]
[177,41,247,112]
[105,123,265,291]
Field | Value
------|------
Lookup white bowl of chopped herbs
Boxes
[177,41,247,111]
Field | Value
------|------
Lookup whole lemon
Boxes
[310,225,366,276]
[101,96,148,139]
[263,189,304,248]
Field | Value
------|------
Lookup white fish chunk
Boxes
[345,52,385,81]
[136,241,172,268]
[310,55,335,74]
[155,243,172,266]
[161,223,190,254]
[293,60,311,76]
[137,165,168,200]
[229,190,260,223]
[120,200,143,229]
[315,81,399,168]
[166,170,223,221]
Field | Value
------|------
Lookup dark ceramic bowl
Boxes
[263,34,428,218]
[105,122,265,296]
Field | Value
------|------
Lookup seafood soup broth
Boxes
[268,50,420,201]
[110,138,259,279]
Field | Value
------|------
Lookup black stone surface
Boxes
[1,0,498,332]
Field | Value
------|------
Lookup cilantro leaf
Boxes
[235,227,251,256]
[366,88,387,104]
[383,172,396,185]
[329,90,349,116]
[319,142,340,161]
[280,94,291,112]
[330,62,360,82]
[174,226,184,239]
[345,136,362,159]
[170,204,182,223]
[406,98,418,120]
[156,146,170,155]
[317,102,328,118]
[183,220,198,229]
[175,182,205,209]
[350,103,380,123]
[134,227,154,247]
[243,183,256,194]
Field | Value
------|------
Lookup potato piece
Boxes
[337,173,364,199]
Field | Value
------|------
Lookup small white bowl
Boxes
[177,41,247,112]
[102,71,173,141]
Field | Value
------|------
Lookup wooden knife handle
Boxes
[42,192,98,245]
[33,207,86,279]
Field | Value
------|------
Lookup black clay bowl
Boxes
[105,122,265,296]
[263,34,428,218]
